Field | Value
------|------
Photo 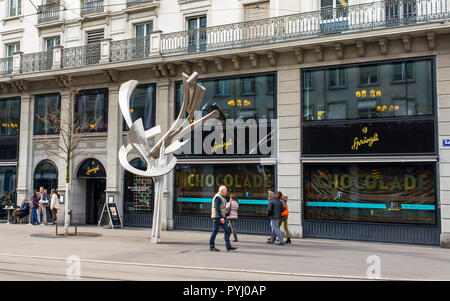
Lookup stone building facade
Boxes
[0,0,449,246]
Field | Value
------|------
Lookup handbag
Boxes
[225,201,231,217]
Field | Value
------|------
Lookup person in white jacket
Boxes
[50,189,60,225]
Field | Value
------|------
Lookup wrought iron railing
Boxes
[110,36,150,62]
[38,3,61,23]
[81,0,104,15]
[0,0,448,78]
[0,58,13,76]
[21,51,53,73]
[161,0,450,55]
[126,0,154,8]
[62,43,101,68]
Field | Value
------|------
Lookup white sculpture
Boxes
[118,72,218,244]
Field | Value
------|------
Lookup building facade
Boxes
[1,0,450,246]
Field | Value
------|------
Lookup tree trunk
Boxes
[64,157,71,236]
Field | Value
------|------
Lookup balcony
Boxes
[81,0,104,16]
[0,0,449,78]
[38,3,61,23]
[0,58,13,77]
[126,0,154,8]
[160,0,450,55]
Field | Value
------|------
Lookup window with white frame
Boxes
[9,0,21,17]
[135,22,153,37]
[186,15,207,52]
[320,0,348,20]
[6,43,20,72]
[45,37,60,51]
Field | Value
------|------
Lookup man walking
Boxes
[267,190,285,245]
[38,187,49,225]
[209,186,237,252]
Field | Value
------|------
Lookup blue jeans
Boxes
[209,218,231,249]
[269,219,284,244]
[31,208,39,225]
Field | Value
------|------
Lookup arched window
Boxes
[124,158,153,213]
[33,160,58,193]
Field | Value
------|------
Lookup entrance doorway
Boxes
[86,178,106,225]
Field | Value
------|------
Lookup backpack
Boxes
[280,200,286,213]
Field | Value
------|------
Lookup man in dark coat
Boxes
[267,190,285,245]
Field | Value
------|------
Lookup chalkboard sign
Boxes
[106,202,122,228]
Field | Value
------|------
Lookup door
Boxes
[85,178,106,224]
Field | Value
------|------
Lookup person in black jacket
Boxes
[267,190,285,245]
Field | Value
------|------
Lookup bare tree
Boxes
[36,75,101,235]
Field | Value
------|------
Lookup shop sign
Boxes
[303,118,435,156]
[77,159,106,178]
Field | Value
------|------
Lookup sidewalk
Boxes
[0,223,449,280]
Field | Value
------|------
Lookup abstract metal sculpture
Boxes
[118,72,218,244]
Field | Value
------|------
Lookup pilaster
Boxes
[16,94,33,205]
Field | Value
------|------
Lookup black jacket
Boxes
[267,197,282,219]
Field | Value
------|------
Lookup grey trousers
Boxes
[228,219,238,241]
[270,219,284,244]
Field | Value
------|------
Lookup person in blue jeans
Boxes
[30,190,39,225]
[209,186,237,252]
[267,190,285,245]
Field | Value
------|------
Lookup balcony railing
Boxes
[38,3,61,23]
[110,36,150,62]
[21,51,53,73]
[62,43,101,68]
[0,0,449,78]
[161,0,450,55]
[0,58,13,77]
[81,0,104,16]
[126,0,154,8]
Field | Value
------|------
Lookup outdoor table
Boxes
[3,206,15,224]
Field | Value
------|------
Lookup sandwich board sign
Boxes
[98,196,122,228]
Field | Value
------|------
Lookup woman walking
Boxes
[50,189,60,225]
[30,190,39,225]
[226,193,239,242]
[278,194,292,244]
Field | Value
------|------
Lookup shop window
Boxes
[393,62,415,82]
[174,73,276,157]
[359,65,378,86]
[0,166,16,209]
[241,78,256,95]
[123,84,156,131]
[328,68,346,88]
[304,163,437,225]
[302,58,433,122]
[0,97,20,136]
[327,102,346,120]
[34,94,61,135]
[175,164,274,217]
[303,70,314,90]
[33,160,58,193]
[216,80,229,97]
[74,89,108,133]
[124,159,153,213]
